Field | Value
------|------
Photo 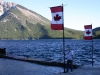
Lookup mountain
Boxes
[0,0,16,15]
[0,0,84,39]
[93,27,100,39]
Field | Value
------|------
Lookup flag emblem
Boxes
[54,14,61,21]
[86,30,91,35]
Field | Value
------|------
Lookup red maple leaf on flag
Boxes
[54,14,61,21]
[86,30,91,35]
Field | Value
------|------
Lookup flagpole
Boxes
[92,39,93,66]
[62,17,66,73]
[62,4,66,73]
[84,24,93,66]
[50,4,67,73]
[91,24,93,66]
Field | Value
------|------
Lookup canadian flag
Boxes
[84,25,92,40]
[50,6,63,30]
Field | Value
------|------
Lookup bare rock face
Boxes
[0,0,17,16]
[0,5,3,16]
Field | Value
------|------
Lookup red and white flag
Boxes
[50,6,63,30]
[84,25,92,40]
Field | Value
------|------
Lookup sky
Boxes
[5,0,100,31]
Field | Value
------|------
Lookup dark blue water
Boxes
[0,39,100,66]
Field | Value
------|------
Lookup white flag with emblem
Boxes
[50,6,63,30]
[84,25,92,40]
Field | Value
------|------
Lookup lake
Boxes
[0,39,100,66]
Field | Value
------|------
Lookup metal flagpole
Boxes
[62,17,66,72]
[92,39,93,66]
[62,4,66,73]
[91,24,93,66]
[50,4,67,73]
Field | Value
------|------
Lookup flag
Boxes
[50,6,63,30]
[84,25,92,40]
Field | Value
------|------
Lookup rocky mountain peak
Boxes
[0,0,17,16]
[0,0,4,3]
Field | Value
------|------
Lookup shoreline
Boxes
[0,54,79,69]
[1,55,100,75]
[54,67,100,75]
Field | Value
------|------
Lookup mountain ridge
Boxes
[0,0,17,16]
[0,0,99,39]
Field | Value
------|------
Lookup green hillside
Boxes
[93,27,100,39]
[0,5,89,40]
